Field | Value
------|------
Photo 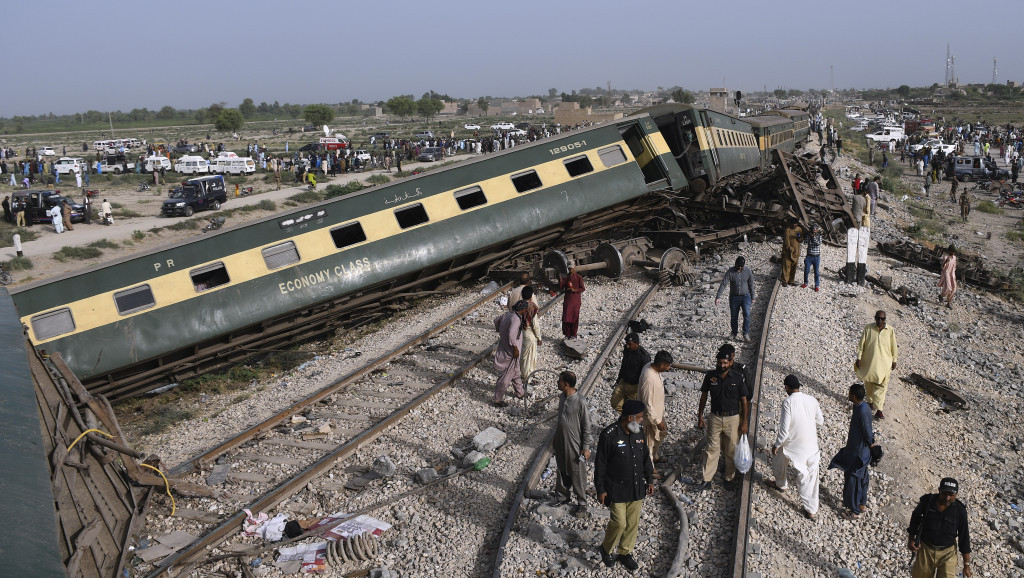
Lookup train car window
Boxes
[454,186,488,210]
[190,262,230,292]
[114,284,156,315]
[331,222,367,249]
[31,308,76,340]
[598,145,627,167]
[511,170,543,193]
[563,155,593,177]
[394,203,429,229]
[262,241,301,270]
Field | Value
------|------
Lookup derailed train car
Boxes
[11,115,685,399]
[11,105,829,399]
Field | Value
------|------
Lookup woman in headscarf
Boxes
[938,245,957,309]
[517,286,542,385]
[559,261,585,338]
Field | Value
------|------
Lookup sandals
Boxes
[859,505,868,513]
[803,509,817,521]
[840,510,860,521]
[493,400,508,408]
[765,480,788,493]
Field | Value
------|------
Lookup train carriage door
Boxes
[618,123,668,189]
[700,111,721,171]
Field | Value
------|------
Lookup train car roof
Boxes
[745,115,794,129]
[10,119,638,294]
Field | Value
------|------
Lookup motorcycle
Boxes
[201,217,226,233]
[137,182,151,192]
[0,264,12,286]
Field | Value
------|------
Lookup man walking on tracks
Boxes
[695,343,751,491]
[638,350,673,467]
[908,477,972,578]
[492,300,527,407]
[715,256,755,341]
[552,371,592,517]
[766,375,824,520]
[559,261,585,339]
[830,383,875,520]
[610,333,650,413]
[595,399,654,572]
[855,310,898,420]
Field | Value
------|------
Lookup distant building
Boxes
[439,101,459,116]
[554,102,622,126]
[709,88,728,113]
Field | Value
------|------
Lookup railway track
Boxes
[492,263,782,577]
[145,280,563,575]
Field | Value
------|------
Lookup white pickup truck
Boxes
[864,126,904,145]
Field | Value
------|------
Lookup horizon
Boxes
[4,0,1019,117]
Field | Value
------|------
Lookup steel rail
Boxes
[168,281,514,477]
[490,281,661,578]
[730,277,782,578]
[148,290,564,577]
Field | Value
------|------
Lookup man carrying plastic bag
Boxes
[695,343,751,492]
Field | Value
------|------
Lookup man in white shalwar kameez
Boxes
[767,374,824,519]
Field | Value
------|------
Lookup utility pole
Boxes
[830,64,834,94]
[108,112,114,138]
[951,56,957,86]
[993,58,998,85]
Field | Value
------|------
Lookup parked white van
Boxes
[174,155,210,174]
[212,156,256,175]
[143,156,173,173]
[54,157,88,175]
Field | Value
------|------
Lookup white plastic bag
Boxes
[734,434,753,474]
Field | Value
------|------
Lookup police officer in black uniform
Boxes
[908,477,972,577]
[594,399,654,573]
[696,343,751,491]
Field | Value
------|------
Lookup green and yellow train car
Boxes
[762,109,811,143]
[746,115,797,164]
[11,114,684,398]
[642,104,759,194]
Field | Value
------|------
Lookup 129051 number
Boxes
[549,140,587,155]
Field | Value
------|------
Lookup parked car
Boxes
[298,142,322,152]
[371,132,390,140]
[951,156,1009,181]
[910,139,955,155]
[98,154,135,174]
[160,175,226,217]
[417,147,444,162]
[515,122,531,129]
[173,144,199,155]
[353,149,371,162]
[12,190,85,224]
[174,155,210,174]
[414,131,434,140]
[142,156,173,173]
[54,157,88,175]
[490,122,515,131]
[463,123,480,130]
[508,129,527,137]
[39,146,57,156]
[864,126,904,144]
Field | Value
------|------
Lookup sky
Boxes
[4,0,1021,117]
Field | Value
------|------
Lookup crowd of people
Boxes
[489,257,970,575]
